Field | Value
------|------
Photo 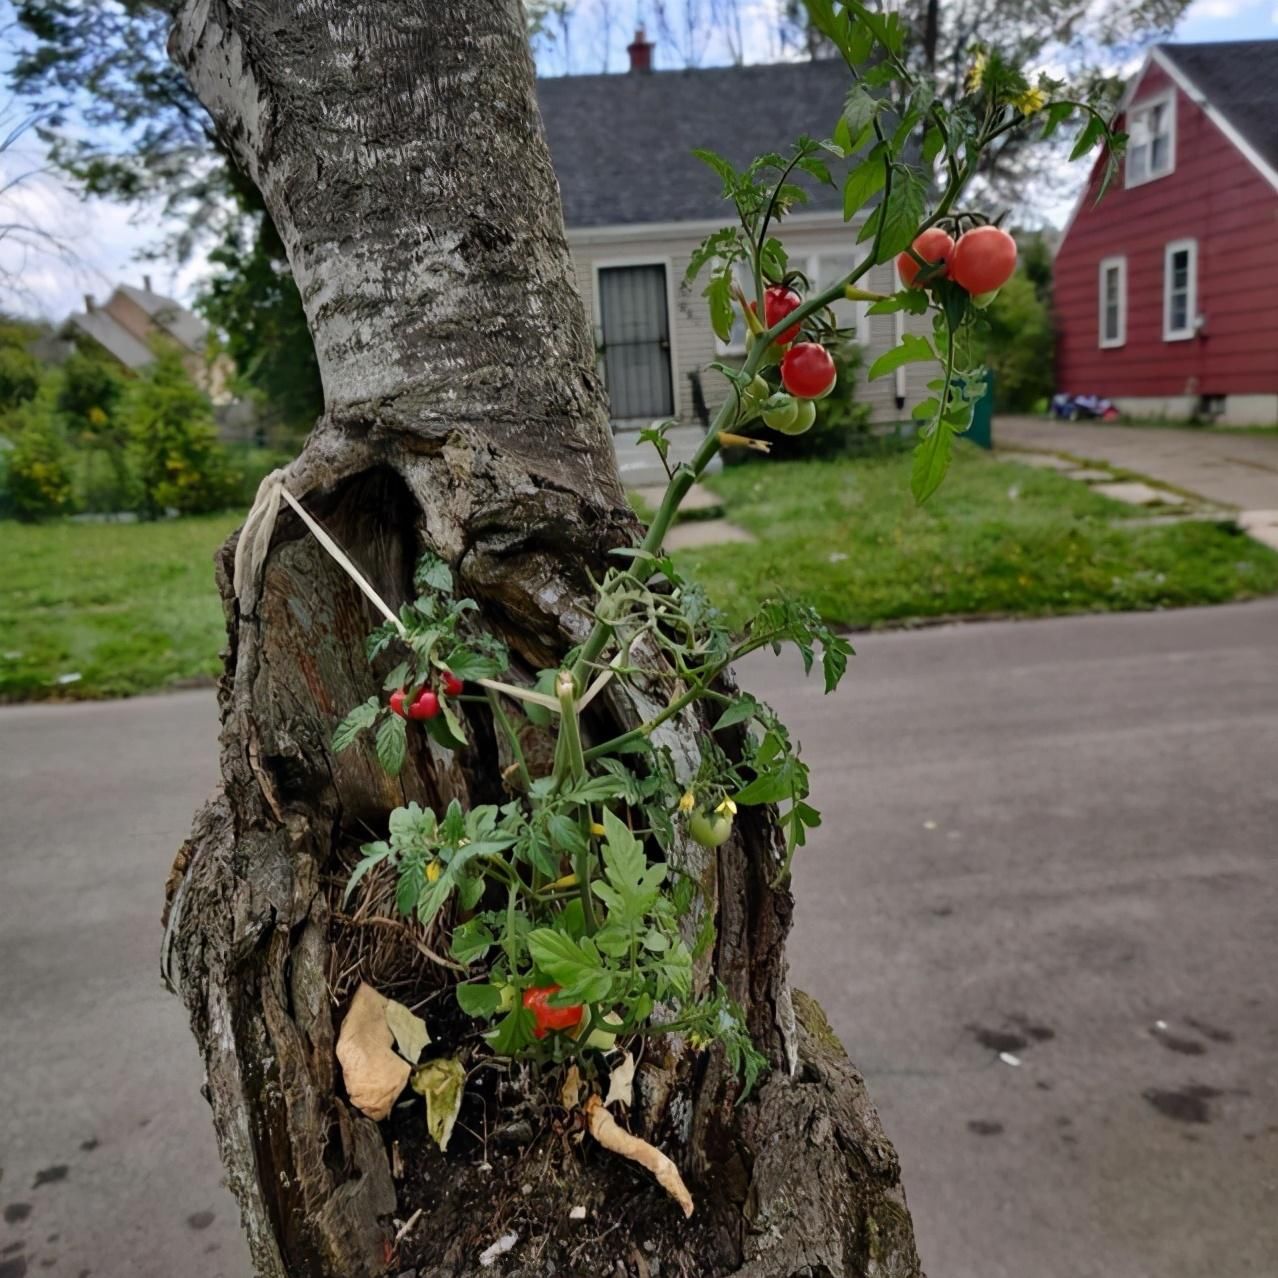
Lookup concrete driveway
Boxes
[2,602,1277,1277]
[997,415,1278,511]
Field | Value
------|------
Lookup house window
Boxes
[810,250,866,345]
[1163,239,1198,342]
[1126,93,1175,187]
[1098,256,1126,349]
[715,251,869,356]
[715,261,752,356]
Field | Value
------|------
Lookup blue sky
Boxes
[2,0,1275,320]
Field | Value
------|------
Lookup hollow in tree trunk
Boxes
[161,3,923,1275]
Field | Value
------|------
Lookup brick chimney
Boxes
[627,27,654,73]
[143,273,153,293]
[84,294,96,313]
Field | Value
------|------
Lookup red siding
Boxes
[1055,62,1278,399]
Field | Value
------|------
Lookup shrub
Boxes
[7,402,74,521]
[976,270,1054,412]
[0,346,42,413]
[124,346,238,518]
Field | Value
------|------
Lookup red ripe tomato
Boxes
[440,671,464,698]
[780,342,836,400]
[389,689,408,719]
[949,226,1017,295]
[763,285,803,344]
[408,689,440,720]
[523,985,584,1039]
[897,228,956,288]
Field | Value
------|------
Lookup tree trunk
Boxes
[161,3,923,1275]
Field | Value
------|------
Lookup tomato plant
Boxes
[948,225,1018,296]
[523,986,584,1039]
[329,7,1121,1107]
[780,343,837,400]
[897,228,955,288]
[763,285,803,344]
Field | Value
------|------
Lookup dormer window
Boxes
[1126,92,1175,187]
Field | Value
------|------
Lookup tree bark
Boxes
[162,3,924,1275]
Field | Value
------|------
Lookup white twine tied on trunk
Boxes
[231,469,619,715]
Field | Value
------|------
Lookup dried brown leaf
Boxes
[584,1095,694,1218]
[335,982,411,1121]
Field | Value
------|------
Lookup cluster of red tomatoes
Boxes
[742,285,837,436]
[389,671,464,721]
[897,224,1017,297]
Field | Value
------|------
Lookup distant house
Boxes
[1055,41,1278,426]
[536,34,933,480]
[59,277,236,406]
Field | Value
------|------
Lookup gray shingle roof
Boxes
[117,283,209,353]
[1159,40,1278,174]
[61,310,155,369]
[536,60,852,228]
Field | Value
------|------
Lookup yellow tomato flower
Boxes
[715,797,738,816]
[590,821,607,837]
[966,49,988,93]
[1012,85,1047,116]
[678,791,696,814]
[426,860,443,883]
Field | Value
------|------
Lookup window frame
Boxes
[714,248,871,357]
[1125,90,1177,189]
[1162,238,1198,342]
[1098,255,1127,349]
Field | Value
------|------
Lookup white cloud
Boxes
[1184,0,1260,17]
[0,141,206,322]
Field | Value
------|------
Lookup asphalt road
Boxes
[2,602,1276,1278]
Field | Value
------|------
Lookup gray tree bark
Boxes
[162,3,924,1275]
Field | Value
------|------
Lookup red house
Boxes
[1055,41,1278,426]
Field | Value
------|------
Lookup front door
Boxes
[597,264,674,424]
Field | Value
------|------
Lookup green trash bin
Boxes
[965,369,995,450]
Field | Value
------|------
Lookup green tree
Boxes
[7,401,74,521]
[0,347,42,414]
[124,346,236,517]
[967,232,1055,411]
[197,218,324,436]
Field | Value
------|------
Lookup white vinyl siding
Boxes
[1098,256,1127,349]
[1163,239,1198,341]
[1126,92,1176,187]
[568,215,936,428]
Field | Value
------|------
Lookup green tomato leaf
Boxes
[842,154,885,221]
[526,929,615,1004]
[713,694,762,731]
[450,918,495,965]
[911,418,957,505]
[867,333,935,381]
[456,982,503,1017]
[375,713,407,776]
[332,697,380,753]
[485,1003,537,1056]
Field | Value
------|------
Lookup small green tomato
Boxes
[688,809,734,848]
[774,398,817,436]
[762,394,799,431]
[970,288,1001,310]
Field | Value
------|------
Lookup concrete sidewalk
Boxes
[2,602,1277,1277]
[997,416,1278,511]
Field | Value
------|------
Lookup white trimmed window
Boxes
[809,249,867,345]
[1126,92,1175,187]
[1163,239,1198,341]
[1098,256,1126,349]
[716,251,869,355]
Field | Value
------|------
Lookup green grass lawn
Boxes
[3,447,1276,702]
[675,447,1278,629]
[0,513,240,701]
